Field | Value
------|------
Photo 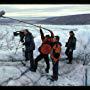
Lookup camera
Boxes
[13,31,25,42]
[13,31,24,36]
[13,31,19,36]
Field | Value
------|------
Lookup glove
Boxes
[69,48,73,52]
[54,53,60,59]
[22,42,25,45]
[20,40,24,43]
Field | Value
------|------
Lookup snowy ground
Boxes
[0,23,90,86]
[0,60,85,86]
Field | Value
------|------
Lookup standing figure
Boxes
[22,29,35,71]
[34,26,54,73]
[50,36,62,81]
[65,31,76,64]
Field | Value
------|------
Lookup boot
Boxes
[50,75,58,81]
[29,67,36,72]
[67,62,72,64]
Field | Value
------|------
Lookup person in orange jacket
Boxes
[50,36,62,81]
[33,26,54,73]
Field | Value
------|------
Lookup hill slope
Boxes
[37,14,90,25]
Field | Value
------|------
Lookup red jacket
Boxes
[39,29,54,55]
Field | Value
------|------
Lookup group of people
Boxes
[19,26,76,81]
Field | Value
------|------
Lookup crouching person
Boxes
[50,36,62,81]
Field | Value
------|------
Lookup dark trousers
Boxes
[52,60,59,80]
[65,48,73,63]
[34,54,50,72]
[25,50,34,69]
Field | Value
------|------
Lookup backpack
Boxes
[39,44,52,54]
[39,36,54,55]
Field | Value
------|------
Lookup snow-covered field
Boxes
[0,23,90,86]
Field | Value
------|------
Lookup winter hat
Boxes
[69,31,74,36]
[69,31,74,34]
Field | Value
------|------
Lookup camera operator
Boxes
[21,29,35,71]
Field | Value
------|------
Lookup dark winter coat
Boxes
[24,33,35,51]
[65,36,76,50]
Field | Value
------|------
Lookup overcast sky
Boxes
[0,4,90,18]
